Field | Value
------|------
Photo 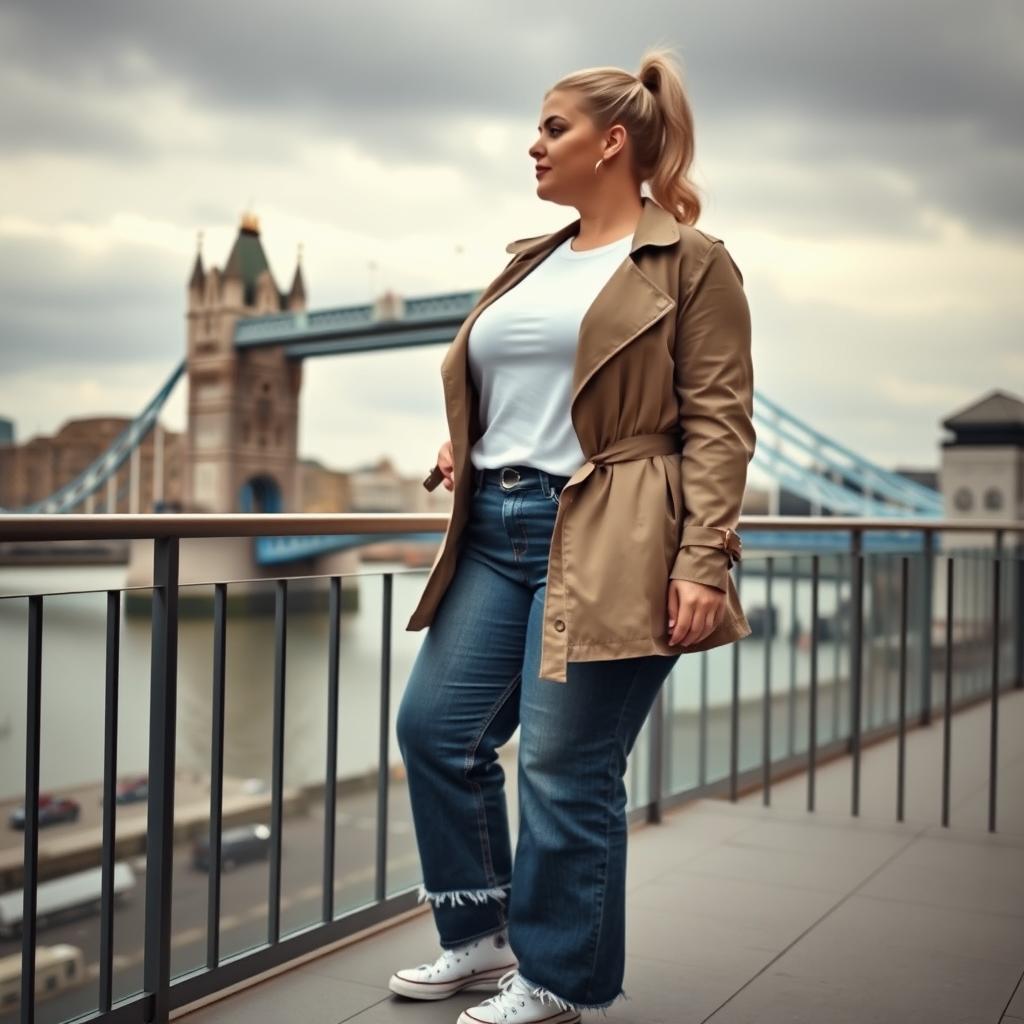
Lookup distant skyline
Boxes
[1,1,1020,487]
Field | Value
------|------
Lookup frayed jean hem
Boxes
[517,971,630,1016]
[416,883,511,908]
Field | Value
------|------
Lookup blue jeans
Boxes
[396,463,682,1012]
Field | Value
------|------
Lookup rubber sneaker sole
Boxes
[388,961,519,1000]
[457,1009,581,1024]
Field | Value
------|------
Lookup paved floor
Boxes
[179,688,1024,1024]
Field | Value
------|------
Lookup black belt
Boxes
[473,464,572,491]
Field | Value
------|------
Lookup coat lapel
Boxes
[441,197,682,460]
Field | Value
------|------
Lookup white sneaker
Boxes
[388,928,518,1000]
[457,969,582,1023]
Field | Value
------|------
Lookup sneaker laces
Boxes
[416,938,476,973]
[478,969,536,1015]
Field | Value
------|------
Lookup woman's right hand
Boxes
[438,439,455,491]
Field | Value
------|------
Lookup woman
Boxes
[390,47,755,1024]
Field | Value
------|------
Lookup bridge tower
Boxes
[184,212,306,512]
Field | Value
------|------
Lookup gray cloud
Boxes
[0,238,182,374]
[1,1,1021,232]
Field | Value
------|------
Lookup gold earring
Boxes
[594,157,604,174]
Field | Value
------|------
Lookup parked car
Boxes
[8,794,80,830]
[191,824,271,872]
[112,774,148,805]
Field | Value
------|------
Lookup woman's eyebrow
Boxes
[536,115,566,130]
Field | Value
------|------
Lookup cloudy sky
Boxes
[1,0,1020,489]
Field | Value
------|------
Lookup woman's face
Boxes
[529,89,605,201]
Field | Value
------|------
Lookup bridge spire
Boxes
[287,242,306,309]
[188,229,205,293]
[223,209,286,308]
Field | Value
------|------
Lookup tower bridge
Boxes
[2,213,947,576]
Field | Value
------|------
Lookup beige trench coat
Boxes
[406,195,756,682]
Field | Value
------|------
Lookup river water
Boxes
[0,558,851,804]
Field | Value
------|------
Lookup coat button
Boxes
[554,619,566,632]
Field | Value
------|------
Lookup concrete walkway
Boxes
[178,688,1024,1024]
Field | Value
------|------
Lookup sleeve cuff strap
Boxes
[678,525,743,567]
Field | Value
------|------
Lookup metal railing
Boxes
[0,512,1021,1024]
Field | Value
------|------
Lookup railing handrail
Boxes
[2,511,1023,543]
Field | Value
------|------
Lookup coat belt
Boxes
[561,430,742,564]
[563,431,682,489]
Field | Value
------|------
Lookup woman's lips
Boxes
[535,166,550,177]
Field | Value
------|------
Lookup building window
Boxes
[983,487,1003,511]
[953,487,973,512]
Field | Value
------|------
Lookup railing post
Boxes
[268,578,287,944]
[322,576,342,922]
[99,591,122,1013]
[143,536,180,1024]
[989,532,1002,833]
[646,688,664,823]
[762,555,774,806]
[832,564,843,741]
[375,574,393,903]
[1015,536,1024,689]
[698,653,708,788]
[807,554,819,814]
[897,556,909,823]
[729,560,743,802]
[787,554,798,756]
[941,555,954,827]
[920,529,935,723]
[206,582,228,969]
[849,529,863,817]
[20,595,43,1024]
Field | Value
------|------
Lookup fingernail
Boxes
[668,619,674,628]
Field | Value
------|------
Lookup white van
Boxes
[0,862,136,940]
[0,944,86,1010]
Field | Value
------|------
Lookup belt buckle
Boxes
[500,467,521,490]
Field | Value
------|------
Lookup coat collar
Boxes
[441,195,682,465]
[504,195,681,258]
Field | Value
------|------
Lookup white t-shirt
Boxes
[467,231,633,477]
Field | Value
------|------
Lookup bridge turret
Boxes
[183,210,301,514]
[202,265,223,307]
[373,288,405,321]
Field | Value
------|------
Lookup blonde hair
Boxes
[547,45,702,225]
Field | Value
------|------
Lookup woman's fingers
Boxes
[667,580,723,646]
[680,608,711,647]
[436,442,455,491]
